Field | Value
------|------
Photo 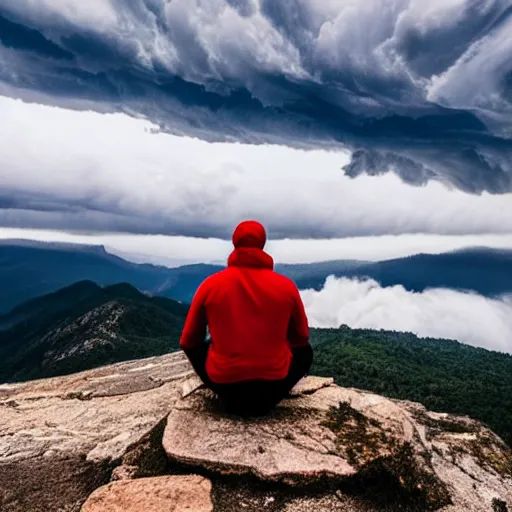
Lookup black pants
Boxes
[183,344,314,416]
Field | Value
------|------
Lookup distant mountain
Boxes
[293,247,512,296]
[0,240,223,313]
[0,240,363,313]
[1,240,512,314]
[275,259,367,281]
[0,281,189,382]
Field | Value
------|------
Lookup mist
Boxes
[301,276,512,354]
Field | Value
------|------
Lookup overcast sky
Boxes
[1,0,512,193]
[0,95,512,265]
[1,1,512,254]
[1,1,512,351]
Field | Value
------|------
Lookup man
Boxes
[180,220,313,416]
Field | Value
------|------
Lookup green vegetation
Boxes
[0,281,188,382]
[310,326,512,446]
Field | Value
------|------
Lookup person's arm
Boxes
[180,281,209,351]
[288,283,310,348]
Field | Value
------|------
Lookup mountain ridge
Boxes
[0,281,189,382]
[1,239,512,314]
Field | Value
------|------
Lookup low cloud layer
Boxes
[302,277,512,354]
[0,1,511,193]
[1,97,512,240]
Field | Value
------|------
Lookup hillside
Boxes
[2,241,512,314]
[0,281,188,382]
[311,326,512,447]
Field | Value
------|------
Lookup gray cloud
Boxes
[0,0,511,193]
[302,277,512,353]
[1,96,512,239]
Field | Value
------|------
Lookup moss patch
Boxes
[323,402,452,511]
[337,443,452,511]
[444,429,512,479]
[468,434,512,478]
[321,402,394,467]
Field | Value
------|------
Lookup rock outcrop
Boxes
[163,383,512,511]
[0,351,193,512]
[163,378,357,484]
[1,351,511,512]
[81,475,213,512]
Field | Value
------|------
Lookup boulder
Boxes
[81,475,213,512]
[0,351,194,512]
[164,381,512,511]
[164,378,356,484]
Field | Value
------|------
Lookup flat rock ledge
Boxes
[165,378,356,484]
[1,351,511,512]
[81,475,213,512]
[164,380,512,512]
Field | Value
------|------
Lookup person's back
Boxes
[180,220,313,415]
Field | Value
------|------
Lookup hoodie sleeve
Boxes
[180,281,209,350]
[288,283,310,348]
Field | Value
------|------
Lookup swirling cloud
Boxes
[0,0,511,192]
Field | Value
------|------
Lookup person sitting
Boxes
[180,220,313,416]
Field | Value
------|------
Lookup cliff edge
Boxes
[0,351,510,512]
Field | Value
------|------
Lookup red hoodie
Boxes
[180,220,310,384]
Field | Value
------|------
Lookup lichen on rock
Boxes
[321,402,451,510]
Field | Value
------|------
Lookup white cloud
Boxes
[301,276,512,354]
[1,0,118,30]
[0,96,511,240]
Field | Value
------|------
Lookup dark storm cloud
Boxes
[0,0,512,193]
